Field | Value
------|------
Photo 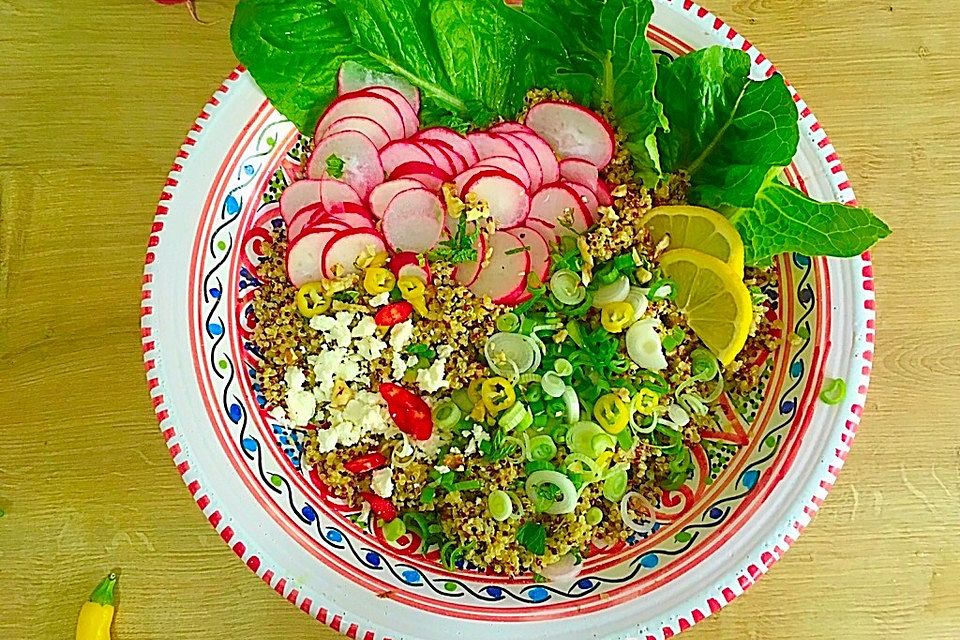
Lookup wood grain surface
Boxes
[1,1,958,638]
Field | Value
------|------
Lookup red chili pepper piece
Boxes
[377,383,434,441]
[343,452,388,475]
[360,491,397,521]
[374,301,413,327]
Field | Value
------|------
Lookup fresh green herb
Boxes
[515,521,547,555]
[325,153,345,178]
[440,540,476,570]
[405,343,436,360]
[429,215,480,264]
[402,511,447,552]
[479,427,517,462]
[819,377,847,405]
[333,290,360,303]
[504,246,530,256]
[524,460,556,475]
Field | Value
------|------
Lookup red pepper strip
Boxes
[379,383,434,441]
[343,452,388,475]
[360,491,397,521]
[374,301,413,327]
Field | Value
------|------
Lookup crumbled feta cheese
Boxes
[286,388,317,426]
[369,292,390,307]
[389,320,414,352]
[355,335,387,361]
[434,465,451,474]
[416,357,449,393]
[437,344,454,358]
[309,315,337,332]
[391,351,409,380]
[370,467,394,498]
[284,366,307,390]
[397,437,414,459]
[352,315,378,338]
[315,426,339,453]
[471,423,490,444]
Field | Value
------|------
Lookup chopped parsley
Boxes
[516,521,547,555]
[325,153,345,178]
[429,214,479,264]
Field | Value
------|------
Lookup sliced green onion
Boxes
[498,402,529,431]
[420,485,436,504]
[819,378,847,405]
[515,408,534,432]
[529,434,557,461]
[561,386,580,424]
[616,427,635,450]
[592,275,630,307]
[519,372,543,385]
[647,278,676,301]
[550,269,586,305]
[526,470,579,514]
[585,506,603,526]
[703,376,725,403]
[567,421,604,457]
[382,517,407,542]
[432,400,462,429]
[623,287,650,322]
[563,453,602,483]
[451,388,474,413]
[690,348,720,381]
[602,467,628,502]
[553,358,573,377]
[533,412,548,429]
[488,489,514,521]
[660,326,686,352]
[640,371,669,394]
[485,332,539,377]
[591,432,617,457]
[541,371,566,398]
[614,253,637,272]
[496,312,520,332]
[452,479,481,492]
[592,262,620,286]
[567,320,585,347]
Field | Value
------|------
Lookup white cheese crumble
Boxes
[416,357,449,393]
[369,292,390,307]
[370,467,394,498]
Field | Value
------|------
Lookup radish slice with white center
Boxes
[368,178,423,219]
[314,92,406,141]
[417,128,479,165]
[530,183,590,232]
[412,141,456,175]
[525,217,560,246]
[468,231,531,304]
[380,141,434,176]
[337,61,421,112]
[505,225,550,283]
[566,181,599,225]
[398,263,431,284]
[321,229,387,278]
[525,101,617,169]
[391,161,451,192]
[323,116,392,149]
[322,209,376,230]
[560,158,600,191]
[461,172,530,228]
[595,180,613,206]
[506,131,561,184]
[495,134,543,191]
[381,189,444,254]
[451,234,487,287]
[286,230,331,287]
[489,122,535,135]
[389,252,432,284]
[287,203,326,241]
[476,156,531,191]
[467,132,523,162]
[419,139,467,173]
[280,179,363,224]
[361,87,419,138]
[454,167,506,195]
[307,131,384,199]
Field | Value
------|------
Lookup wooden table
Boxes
[1,1,958,638]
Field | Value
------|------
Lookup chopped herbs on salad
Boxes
[236,0,887,578]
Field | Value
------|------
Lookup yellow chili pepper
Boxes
[76,571,118,640]
[397,275,429,315]
[481,376,516,414]
[594,393,629,433]
[633,388,661,416]
[595,450,614,470]
[467,378,485,404]
[363,267,395,295]
[600,301,635,333]
[295,282,331,318]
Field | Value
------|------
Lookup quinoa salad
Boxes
[233,0,889,580]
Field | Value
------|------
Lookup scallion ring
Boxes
[431,400,462,429]
[561,386,580,424]
[541,371,566,398]
[525,470,579,514]
[550,269,586,305]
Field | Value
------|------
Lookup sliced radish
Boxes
[530,183,591,233]
[285,230,330,287]
[337,61,421,112]
[323,116,392,149]
[417,128,479,165]
[476,156,531,191]
[391,161,451,192]
[595,179,613,206]
[380,141,433,176]
[321,229,387,278]
[505,131,560,184]
[307,131,384,199]
[525,217,561,246]
[322,209,376,230]
[419,139,467,173]
[450,234,487,288]
[398,263,432,284]
[368,178,423,219]
[566,181,599,225]
[287,202,326,240]
[505,225,550,284]
[525,101,617,169]
[362,87,419,138]
[489,122,534,135]
[461,172,530,228]
[314,92,405,141]
[468,231,531,304]
[467,132,522,162]
[381,189,444,254]
[454,166,510,195]
[560,158,600,191]
[412,141,456,175]
[280,180,323,224]
[389,252,432,284]
[495,134,543,191]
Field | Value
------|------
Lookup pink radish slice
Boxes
[381,189,444,254]
[391,161,450,192]
[462,172,530,228]
[323,116,392,149]
[321,210,376,230]
[560,158,600,191]
[361,87,419,138]
[476,156,532,191]
[489,122,534,135]
[506,131,561,184]
[450,233,487,287]
[529,183,591,233]
[314,92,406,141]
[418,128,479,165]
[524,100,617,169]
[321,229,387,278]
[468,231,531,304]
[505,225,550,284]
[494,134,543,192]
[455,166,508,195]
[595,179,613,206]
[419,139,467,173]
[566,181,599,225]
[307,131,384,199]
[524,217,561,246]
[398,263,432,284]
[412,141,456,175]
[467,132,523,162]
[368,178,423,219]
[280,180,323,224]
[388,252,431,284]
[337,61,421,112]
[287,203,326,241]
[286,230,331,287]
[380,141,434,176]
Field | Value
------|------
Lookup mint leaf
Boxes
[730,176,892,265]
[656,46,798,209]
[516,521,547,555]
[325,154,345,178]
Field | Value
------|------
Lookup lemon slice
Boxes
[640,205,745,275]
[659,248,752,365]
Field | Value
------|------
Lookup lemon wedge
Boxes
[659,248,753,365]
[640,205,745,275]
